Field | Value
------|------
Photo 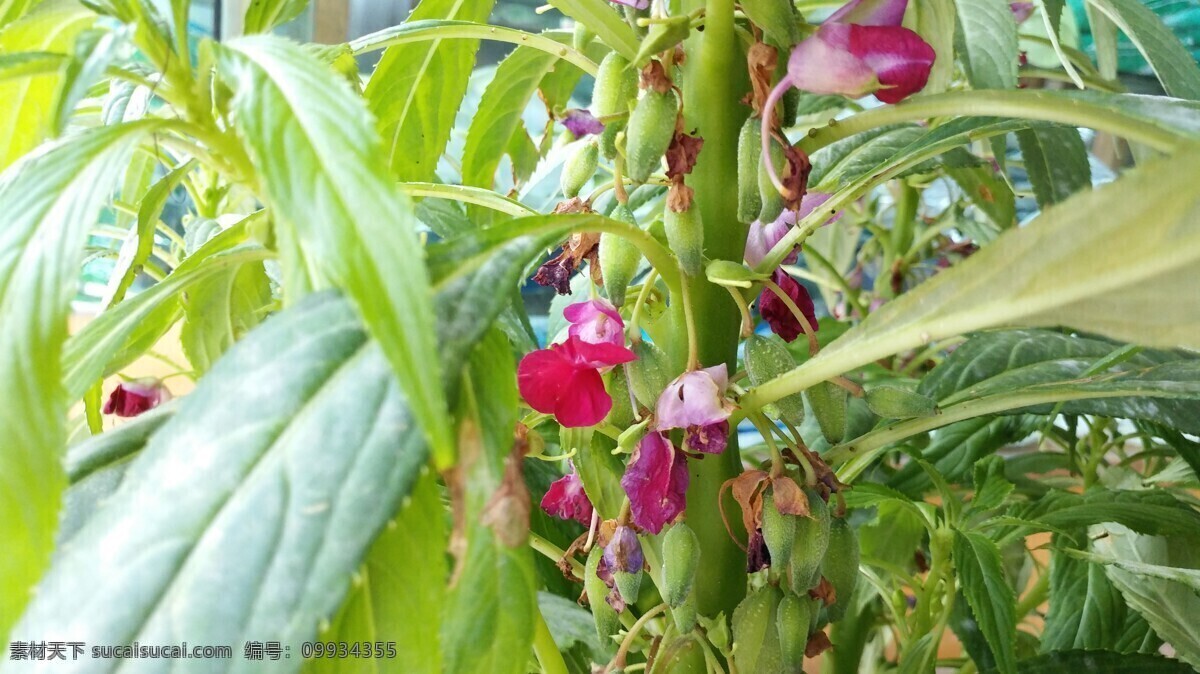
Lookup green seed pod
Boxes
[614,569,643,607]
[672,590,699,634]
[737,118,763,224]
[632,15,691,68]
[788,489,831,593]
[562,140,599,198]
[664,206,703,277]
[572,21,594,51]
[732,586,785,674]
[823,518,860,622]
[758,136,786,223]
[865,385,937,419]
[782,87,801,129]
[777,594,815,672]
[599,205,642,307]
[626,88,678,184]
[661,523,701,607]
[593,53,638,160]
[744,334,805,426]
[762,491,796,574]
[805,380,848,445]
[629,341,669,408]
[585,546,621,647]
[604,365,635,429]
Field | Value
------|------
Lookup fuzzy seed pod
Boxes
[762,491,796,573]
[865,385,937,419]
[738,118,764,224]
[585,546,621,648]
[744,334,805,426]
[562,140,599,198]
[788,488,831,592]
[777,594,815,671]
[823,517,860,622]
[599,205,642,307]
[664,205,703,277]
[805,380,848,445]
[593,53,638,160]
[661,522,701,607]
[626,88,678,183]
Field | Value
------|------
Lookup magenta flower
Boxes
[655,365,736,454]
[562,109,605,138]
[518,337,636,427]
[565,298,626,347]
[103,379,169,417]
[761,0,934,190]
[759,269,819,343]
[603,525,645,575]
[621,432,690,533]
[744,193,839,268]
[541,464,594,526]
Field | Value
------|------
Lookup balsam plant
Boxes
[1,0,1200,671]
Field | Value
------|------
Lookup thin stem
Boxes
[762,278,819,357]
[607,603,669,673]
[724,286,754,337]
[680,281,700,370]
[748,414,785,476]
[533,608,570,674]
[627,269,660,342]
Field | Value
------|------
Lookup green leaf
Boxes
[969,455,1014,513]
[179,257,273,375]
[1084,0,1200,101]
[365,0,496,183]
[62,219,270,399]
[13,293,433,656]
[442,329,537,674]
[536,591,604,659]
[1042,535,1158,652]
[1016,126,1091,207]
[954,0,1018,89]
[545,0,638,60]
[0,0,95,169]
[103,159,196,307]
[1063,548,1200,594]
[1092,523,1200,669]
[305,471,447,674]
[401,181,538,218]
[0,51,66,82]
[243,0,310,34]
[741,0,798,48]
[743,147,1200,419]
[1000,650,1197,674]
[461,43,567,218]
[218,36,452,464]
[0,0,41,28]
[51,26,124,134]
[947,163,1015,232]
[0,119,161,641]
[953,529,1018,674]
[1022,489,1200,537]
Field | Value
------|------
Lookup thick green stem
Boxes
[679,0,750,618]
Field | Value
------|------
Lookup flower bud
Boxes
[626,88,678,183]
[788,488,831,592]
[103,378,170,417]
[737,118,763,224]
[605,525,645,605]
[661,522,700,607]
[562,140,599,198]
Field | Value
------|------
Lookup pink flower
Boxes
[655,365,736,454]
[103,379,169,417]
[562,109,605,138]
[760,0,934,190]
[621,432,690,533]
[744,193,839,268]
[1010,2,1035,23]
[518,337,636,427]
[541,464,594,526]
[565,299,626,347]
[759,269,819,343]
